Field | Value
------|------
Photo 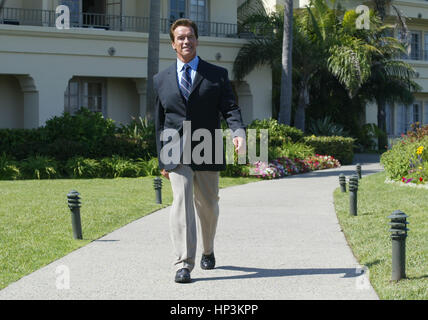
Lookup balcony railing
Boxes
[0,7,253,39]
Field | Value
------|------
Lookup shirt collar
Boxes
[177,56,199,72]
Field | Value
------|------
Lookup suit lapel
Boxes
[189,57,205,97]
[165,57,205,102]
[166,62,186,105]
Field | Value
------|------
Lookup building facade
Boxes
[0,0,272,129]
[367,0,428,140]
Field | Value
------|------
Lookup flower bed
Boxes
[381,124,428,185]
[250,154,341,179]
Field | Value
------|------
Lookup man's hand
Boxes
[233,136,246,155]
[161,169,170,180]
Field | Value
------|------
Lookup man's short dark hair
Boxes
[169,18,199,42]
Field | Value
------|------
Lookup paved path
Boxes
[0,158,383,300]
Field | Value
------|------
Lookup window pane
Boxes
[70,95,79,113]
[70,82,78,95]
[84,82,103,113]
[61,0,80,25]
[189,0,207,21]
[88,83,101,96]
[425,33,428,61]
[64,81,79,114]
[413,103,422,123]
[411,32,420,60]
[170,0,186,20]
[386,103,393,135]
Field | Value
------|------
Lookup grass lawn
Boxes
[0,175,259,290]
[334,171,428,299]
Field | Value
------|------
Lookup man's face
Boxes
[172,25,198,63]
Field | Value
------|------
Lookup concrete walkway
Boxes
[0,157,383,300]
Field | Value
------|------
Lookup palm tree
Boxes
[295,0,374,130]
[372,0,392,21]
[278,0,293,126]
[359,33,421,149]
[332,6,420,149]
[145,0,161,122]
[234,0,418,135]
[234,1,284,117]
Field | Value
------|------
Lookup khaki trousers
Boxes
[169,164,220,272]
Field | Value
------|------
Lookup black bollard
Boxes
[356,164,362,179]
[339,174,346,192]
[388,210,409,281]
[67,190,83,240]
[349,175,358,216]
[154,177,163,204]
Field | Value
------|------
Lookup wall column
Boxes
[133,78,147,118]
[235,82,253,126]
[15,75,39,129]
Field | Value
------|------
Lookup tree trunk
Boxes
[294,80,309,132]
[377,97,388,151]
[146,0,161,122]
[278,0,293,125]
[373,0,391,22]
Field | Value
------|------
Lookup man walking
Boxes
[154,19,246,283]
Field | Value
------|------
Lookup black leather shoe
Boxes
[200,253,215,270]
[175,268,191,283]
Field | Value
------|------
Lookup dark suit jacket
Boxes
[154,57,245,172]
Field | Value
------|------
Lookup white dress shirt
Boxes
[176,56,199,87]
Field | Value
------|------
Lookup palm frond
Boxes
[233,37,281,81]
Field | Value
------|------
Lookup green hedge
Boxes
[303,136,355,165]
[0,154,160,180]
[0,129,46,160]
[0,108,156,161]
[246,118,304,144]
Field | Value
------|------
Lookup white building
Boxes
[0,0,272,129]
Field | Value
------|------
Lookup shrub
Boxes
[269,141,314,161]
[0,129,45,160]
[20,156,60,180]
[381,136,428,183]
[135,158,160,177]
[247,118,304,144]
[307,116,349,137]
[303,135,355,165]
[220,163,250,177]
[117,117,157,160]
[100,156,140,178]
[353,123,380,152]
[42,108,116,160]
[0,153,21,180]
[65,157,103,179]
[406,122,428,142]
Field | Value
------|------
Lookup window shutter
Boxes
[424,102,428,125]
[395,104,405,135]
